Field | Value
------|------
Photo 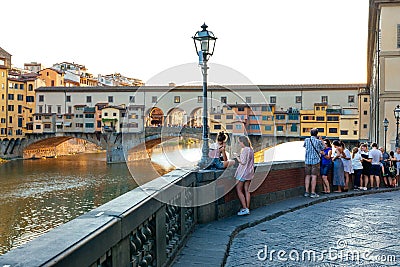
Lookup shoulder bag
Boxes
[308,138,322,160]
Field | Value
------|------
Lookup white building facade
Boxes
[33,84,367,137]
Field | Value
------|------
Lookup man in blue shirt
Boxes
[303,128,324,198]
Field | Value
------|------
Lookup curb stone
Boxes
[171,187,400,267]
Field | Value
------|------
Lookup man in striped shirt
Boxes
[303,128,324,198]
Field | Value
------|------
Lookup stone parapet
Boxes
[0,160,307,266]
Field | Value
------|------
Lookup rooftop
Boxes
[35,83,368,93]
[0,47,12,57]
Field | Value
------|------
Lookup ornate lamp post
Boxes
[394,105,400,148]
[383,118,389,151]
[193,23,217,168]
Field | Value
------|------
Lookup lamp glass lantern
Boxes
[383,118,389,128]
[394,105,400,120]
[193,23,217,63]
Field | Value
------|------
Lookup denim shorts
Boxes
[210,158,224,169]
[236,177,246,182]
[320,163,332,176]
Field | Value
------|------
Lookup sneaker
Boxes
[304,192,310,197]
[374,187,379,190]
[361,187,368,191]
[310,193,319,198]
[237,209,249,216]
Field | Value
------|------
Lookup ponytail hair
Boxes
[352,147,358,158]
[217,131,228,143]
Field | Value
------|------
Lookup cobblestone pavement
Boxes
[226,191,400,267]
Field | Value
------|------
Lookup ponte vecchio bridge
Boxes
[0,83,366,162]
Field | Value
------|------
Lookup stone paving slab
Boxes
[226,191,400,267]
[172,188,400,267]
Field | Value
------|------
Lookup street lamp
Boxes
[193,23,217,168]
[394,105,400,148]
[383,118,389,151]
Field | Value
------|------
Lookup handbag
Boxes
[308,138,322,161]
[389,164,397,178]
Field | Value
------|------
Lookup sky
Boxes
[1,0,369,85]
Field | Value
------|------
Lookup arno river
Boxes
[0,143,201,255]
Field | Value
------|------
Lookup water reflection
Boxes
[127,142,200,187]
[151,142,201,169]
[0,153,135,255]
[0,143,201,255]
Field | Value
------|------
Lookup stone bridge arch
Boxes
[24,132,109,149]
[1,127,202,163]
[165,107,187,127]
[188,107,202,127]
[0,132,125,161]
[0,137,24,158]
[23,136,74,158]
[124,127,202,162]
[145,107,164,127]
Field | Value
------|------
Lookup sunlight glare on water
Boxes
[263,141,305,162]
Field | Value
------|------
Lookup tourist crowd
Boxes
[304,128,400,198]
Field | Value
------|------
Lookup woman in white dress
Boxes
[340,141,353,191]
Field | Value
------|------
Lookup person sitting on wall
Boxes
[208,131,235,169]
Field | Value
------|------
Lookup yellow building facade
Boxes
[0,47,11,137]
[6,71,43,138]
[339,108,359,141]
[210,100,364,143]
[301,103,346,140]
[261,105,275,136]
[0,65,7,137]
[210,104,276,136]
[0,47,45,139]
[38,68,64,87]
[7,76,25,137]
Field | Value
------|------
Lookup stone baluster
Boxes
[165,205,174,256]
[130,231,143,266]
[135,224,153,267]
[142,221,155,267]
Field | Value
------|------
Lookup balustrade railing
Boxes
[0,168,197,267]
